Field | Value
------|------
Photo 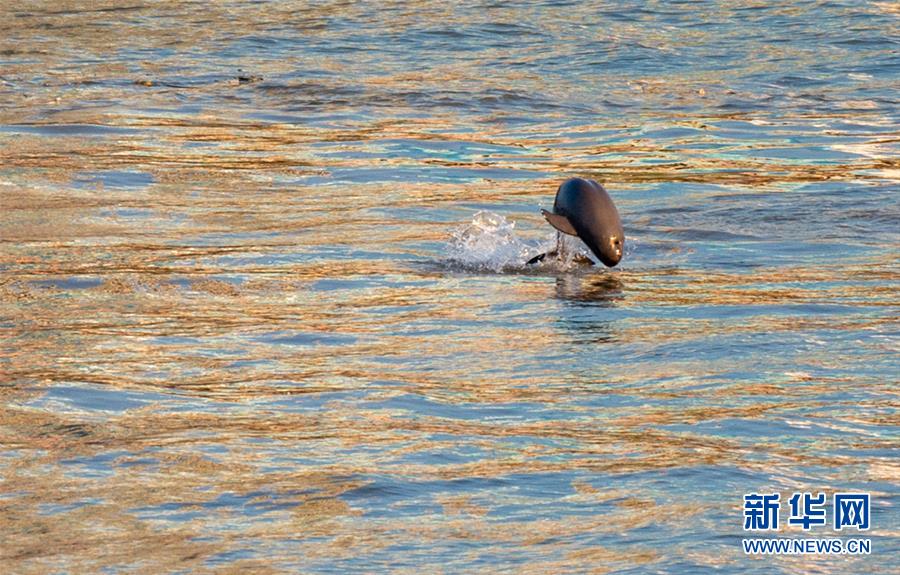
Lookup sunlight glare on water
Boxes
[1,1,898,573]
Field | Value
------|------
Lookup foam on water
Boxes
[445,211,594,272]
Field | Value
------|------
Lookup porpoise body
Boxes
[529,178,624,267]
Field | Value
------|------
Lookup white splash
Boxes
[445,211,593,272]
[554,232,596,269]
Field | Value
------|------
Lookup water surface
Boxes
[1,1,898,573]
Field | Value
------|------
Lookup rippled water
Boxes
[2,1,898,573]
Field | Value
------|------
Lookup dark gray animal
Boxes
[528,178,624,267]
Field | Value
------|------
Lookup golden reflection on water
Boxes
[2,1,899,573]
[3,181,899,572]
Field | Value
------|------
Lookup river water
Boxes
[1,1,898,573]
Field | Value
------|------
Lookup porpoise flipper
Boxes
[571,253,594,265]
[526,250,556,265]
[525,250,594,266]
[541,209,578,236]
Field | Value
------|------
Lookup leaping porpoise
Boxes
[528,178,624,267]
